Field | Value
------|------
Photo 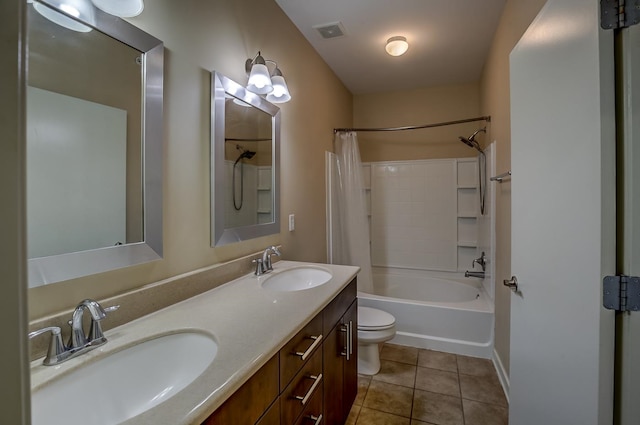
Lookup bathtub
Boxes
[358,267,494,358]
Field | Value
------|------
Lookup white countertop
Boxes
[30,261,359,425]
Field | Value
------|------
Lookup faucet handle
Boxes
[472,251,487,271]
[104,305,120,314]
[253,258,265,276]
[89,304,120,343]
[28,326,67,366]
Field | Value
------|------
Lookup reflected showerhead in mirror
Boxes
[234,145,256,165]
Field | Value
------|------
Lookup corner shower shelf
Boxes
[456,159,479,271]
[457,213,477,219]
[457,240,477,248]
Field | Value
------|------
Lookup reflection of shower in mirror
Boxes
[233,145,256,211]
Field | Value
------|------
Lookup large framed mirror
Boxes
[26,0,163,287]
[211,72,280,246]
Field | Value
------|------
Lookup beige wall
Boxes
[27,0,352,319]
[354,83,482,162]
[479,0,547,375]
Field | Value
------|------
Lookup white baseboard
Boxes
[492,348,510,404]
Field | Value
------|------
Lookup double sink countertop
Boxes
[30,261,359,425]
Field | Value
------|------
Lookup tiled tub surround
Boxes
[29,261,359,425]
[368,159,479,273]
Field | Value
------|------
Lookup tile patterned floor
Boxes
[346,343,508,425]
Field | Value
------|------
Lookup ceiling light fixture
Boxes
[245,52,291,103]
[385,36,409,57]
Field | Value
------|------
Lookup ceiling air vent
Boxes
[313,21,346,39]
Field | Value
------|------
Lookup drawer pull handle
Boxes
[307,414,323,424]
[294,373,323,405]
[294,334,323,361]
[340,322,353,360]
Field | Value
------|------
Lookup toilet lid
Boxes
[358,306,395,330]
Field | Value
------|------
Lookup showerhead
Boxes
[458,136,476,148]
[459,127,486,152]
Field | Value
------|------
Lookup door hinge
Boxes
[601,0,640,29]
[603,275,640,311]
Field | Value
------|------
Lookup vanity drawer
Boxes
[256,399,281,425]
[203,354,279,425]
[322,278,357,335]
[293,385,323,425]
[280,313,323,391]
[280,349,323,425]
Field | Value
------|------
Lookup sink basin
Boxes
[262,266,332,291]
[32,332,217,425]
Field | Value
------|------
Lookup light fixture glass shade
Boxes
[33,0,95,33]
[266,75,291,103]
[385,36,409,56]
[247,63,273,94]
[91,0,144,17]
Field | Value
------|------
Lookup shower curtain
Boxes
[332,131,373,293]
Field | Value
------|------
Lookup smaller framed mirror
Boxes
[211,72,280,246]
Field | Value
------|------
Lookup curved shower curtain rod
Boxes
[333,115,491,134]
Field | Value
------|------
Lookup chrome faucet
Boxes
[254,246,282,275]
[262,245,281,272]
[29,299,119,366]
[465,270,485,279]
[472,251,487,271]
[69,299,108,349]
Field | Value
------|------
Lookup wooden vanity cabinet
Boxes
[203,354,279,425]
[203,278,357,425]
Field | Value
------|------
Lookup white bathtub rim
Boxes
[372,266,480,287]
[358,290,494,313]
[390,333,494,359]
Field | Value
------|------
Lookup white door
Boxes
[616,22,640,425]
[509,0,616,424]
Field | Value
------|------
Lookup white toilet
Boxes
[357,306,396,375]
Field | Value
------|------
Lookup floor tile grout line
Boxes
[457,355,467,425]
[410,360,417,423]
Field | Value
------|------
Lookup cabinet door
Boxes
[323,322,344,425]
[342,301,358,419]
[323,300,358,425]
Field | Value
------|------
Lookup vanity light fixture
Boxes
[266,67,291,103]
[91,0,144,17]
[246,52,273,94]
[385,36,409,57]
[245,52,292,103]
[32,0,95,33]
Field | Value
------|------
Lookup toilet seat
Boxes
[358,306,395,331]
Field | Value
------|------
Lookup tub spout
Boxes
[465,270,485,279]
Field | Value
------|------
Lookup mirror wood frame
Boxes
[211,72,281,246]
[27,0,164,287]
